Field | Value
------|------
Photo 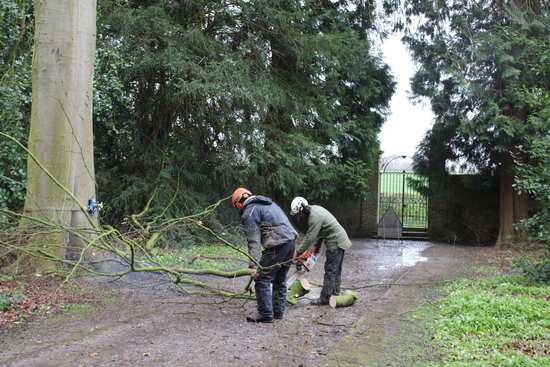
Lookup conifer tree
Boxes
[94,0,394,222]
[0,0,33,223]
[388,0,549,246]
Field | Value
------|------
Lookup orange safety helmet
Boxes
[232,188,252,210]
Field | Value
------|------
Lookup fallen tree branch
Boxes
[345,280,451,290]
[178,268,251,278]
[313,320,354,328]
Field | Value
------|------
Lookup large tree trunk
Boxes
[493,0,536,249]
[495,148,529,248]
[495,105,530,248]
[494,0,536,248]
[20,0,97,268]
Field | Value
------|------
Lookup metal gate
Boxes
[379,158,428,228]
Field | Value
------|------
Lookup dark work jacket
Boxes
[238,195,298,269]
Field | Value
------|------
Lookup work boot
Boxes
[311,298,329,306]
[273,312,283,320]
[246,312,273,323]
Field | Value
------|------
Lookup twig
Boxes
[313,320,354,328]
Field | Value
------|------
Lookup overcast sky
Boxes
[378,35,434,160]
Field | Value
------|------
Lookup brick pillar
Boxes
[357,154,380,237]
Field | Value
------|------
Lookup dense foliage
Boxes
[0,0,394,228]
[93,0,394,223]
[382,0,549,244]
[515,96,550,245]
[392,0,549,177]
[512,35,550,282]
[0,0,33,224]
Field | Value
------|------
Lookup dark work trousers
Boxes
[320,248,345,302]
[254,240,295,318]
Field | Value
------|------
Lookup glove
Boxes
[298,250,313,261]
[295,251,312,270]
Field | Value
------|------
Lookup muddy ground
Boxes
[0,239,517,366]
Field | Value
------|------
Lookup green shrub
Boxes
[0,289,28,311]
[513,89,550,284]
[513,256,550,284]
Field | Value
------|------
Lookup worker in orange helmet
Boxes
[232,188,298,323]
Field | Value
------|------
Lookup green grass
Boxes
[380,171,428,228]
[380,171,427,194]
[150,243,249,270]
[103,297,123,304]
[423,275,550,366]
[59,303,95,313]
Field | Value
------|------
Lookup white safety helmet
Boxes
[290,196,309,215]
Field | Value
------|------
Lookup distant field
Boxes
[379,171,428,228]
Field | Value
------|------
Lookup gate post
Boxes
[357,154,381,237]
[402,169,406,225]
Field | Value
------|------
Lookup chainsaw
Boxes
[286,245,322,290]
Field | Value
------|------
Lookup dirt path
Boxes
[0,239,515,367]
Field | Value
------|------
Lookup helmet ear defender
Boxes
[301,202,310,215]
[232,188,252,210]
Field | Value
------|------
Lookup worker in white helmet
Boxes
[290,196,352,306]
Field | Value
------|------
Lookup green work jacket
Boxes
[296,205,352,255]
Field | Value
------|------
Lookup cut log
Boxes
[286,279,310,305]
[329,290,359,308]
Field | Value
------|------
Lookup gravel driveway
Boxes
[0,239,515,366]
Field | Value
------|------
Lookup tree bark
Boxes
[493,0,535,249]
[286,279,310,305]
[21,0,97,267]
[179,268,252,278]
[495,148,529,247]
[329,290,359,308]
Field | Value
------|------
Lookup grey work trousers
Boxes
[319,248,345,302]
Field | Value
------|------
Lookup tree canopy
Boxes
[385,0,550,245]
[93,0,394,223]
[0,0,33,224]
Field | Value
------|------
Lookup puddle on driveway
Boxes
[350,239,434,270]
[376,240,432,269]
